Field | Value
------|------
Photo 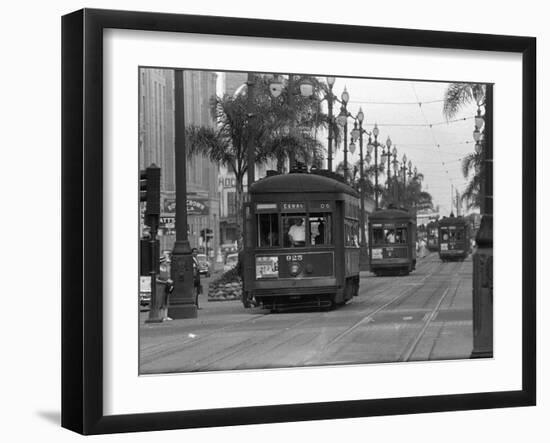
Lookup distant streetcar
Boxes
[368,207,417,276]
[241,170,360,310]
[426,220,439,252]
[438,214,470,261]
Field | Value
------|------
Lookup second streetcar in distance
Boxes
[368,207,417,276]
[438,214,470,261]
[241,170,360,311]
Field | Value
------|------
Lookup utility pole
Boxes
[168,69,197,319]
[471,84,493,358]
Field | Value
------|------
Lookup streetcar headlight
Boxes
[289,262,301,276]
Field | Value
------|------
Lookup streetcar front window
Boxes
[257,213,279,247]
[282,214,307,247]
[372,227,408,245]
[309,213,332,245]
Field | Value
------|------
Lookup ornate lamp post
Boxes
[366,123,382,209]
[351,108,369,268]
[336,87,351,181]
[269,73,315,171]
[401,153,408,184]
[384,136,393,189]
[325,76,337,171]
[169,69,197,319]
[391,145,399,204]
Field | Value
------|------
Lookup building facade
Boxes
[139,68,220,259]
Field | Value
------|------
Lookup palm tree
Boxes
[443,83,485,120]
[186,74,328,235]
[443,83,486,209]
[335,160,383,199]
[460,152,483,209]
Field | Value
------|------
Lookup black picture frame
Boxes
[62,8,536,435]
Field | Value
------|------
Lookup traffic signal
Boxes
[140,164,161,216]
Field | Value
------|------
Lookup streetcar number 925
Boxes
[286,255,303,261]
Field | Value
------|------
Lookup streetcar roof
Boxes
[438,215,468,226]
[250,172,359,197]
[369,207,416,222]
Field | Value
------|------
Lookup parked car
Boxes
[196,253,211,277]
[224,252,239,272]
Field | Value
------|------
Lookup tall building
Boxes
[139,69,220,258]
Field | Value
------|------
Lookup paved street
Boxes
[139,252,473,374]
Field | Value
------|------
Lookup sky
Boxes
[324,77,479,217]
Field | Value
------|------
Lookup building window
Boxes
[228,192,237,216]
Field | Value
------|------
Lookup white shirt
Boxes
[288,223,305,242]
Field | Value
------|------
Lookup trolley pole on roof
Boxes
[471,84,493,358]
[168,69,197,319]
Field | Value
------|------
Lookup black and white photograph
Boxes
[2,0,546,441]
[138,69,493,374]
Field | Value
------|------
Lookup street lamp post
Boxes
[169,69,197,319]
[269,73,315,171]
[391,146,399,204]
[326,76,336,171]
[366,123,382,209]
[246,72,256,191]
[353,108,370,269]
[336,87,351,181]
[385,136,392,189]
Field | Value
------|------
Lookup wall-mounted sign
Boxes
[163,198,209,215]
[218,176,237,188]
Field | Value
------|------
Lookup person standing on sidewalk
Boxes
[191,248,202,309]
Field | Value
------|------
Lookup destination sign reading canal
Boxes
[281,202,305,212]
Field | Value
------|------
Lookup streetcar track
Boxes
[300,267,444,364]
[140,312,270,364]
[180,317,314,371]
[142,315,313,369]
[399,277,461,362]
[141,252,470,371]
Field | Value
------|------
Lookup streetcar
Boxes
[438,214,470,261]
[426,220,439,252]
[368,207,417,276]
[241,169,360,310]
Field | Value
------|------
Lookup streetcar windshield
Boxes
[257,212,333,248]
[283,214,307,247]
[257,213,279,247]
[372,227,408,245]
[309,213,332,246]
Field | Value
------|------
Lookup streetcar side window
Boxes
[309,213,332,245]
[372,228,385,245]
[282,214,307,247]
[441,228,449,241]
[257,213,279,247]
[395,227,407,244]
[345,219,359,247]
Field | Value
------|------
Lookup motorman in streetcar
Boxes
[288,218,306,246]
